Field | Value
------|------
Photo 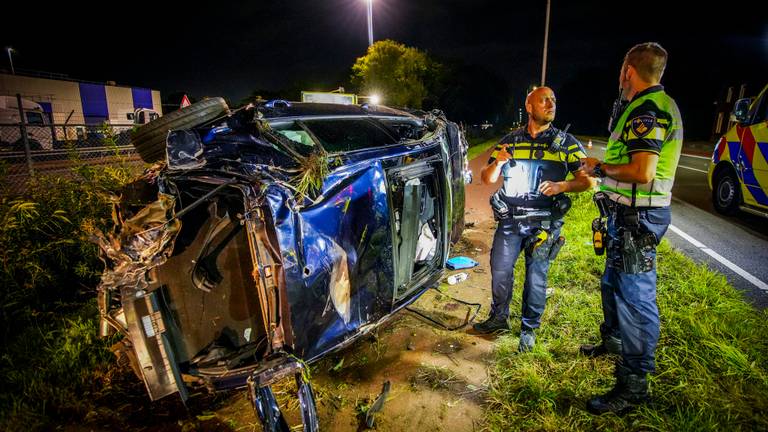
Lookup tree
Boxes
[351,40,437,109]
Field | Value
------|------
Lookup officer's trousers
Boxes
[490,220,560,330]
[600,205,670,374]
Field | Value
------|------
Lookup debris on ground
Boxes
[365,381,391,429]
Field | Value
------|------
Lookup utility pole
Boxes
[366,0,374,47]
[541,0,551,86]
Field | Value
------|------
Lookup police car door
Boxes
[737,85,768,208]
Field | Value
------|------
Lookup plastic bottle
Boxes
[447,272,469,285]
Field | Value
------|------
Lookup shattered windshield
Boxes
[270,121,318,153]
[266,116,424,157]
[300,118,398,153]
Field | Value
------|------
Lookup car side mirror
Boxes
[730,98,752,124]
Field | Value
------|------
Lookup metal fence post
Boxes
[15,93,34,176]
[49,116,58,149]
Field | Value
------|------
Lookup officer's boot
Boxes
[472,315,510,334]
[587,364,651,415]
[517,329,535,353]
[580,334,622,358]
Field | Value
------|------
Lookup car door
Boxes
[736,85,768,208]
[444,121,470,244]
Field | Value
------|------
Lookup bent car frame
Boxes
[94,99,471,430]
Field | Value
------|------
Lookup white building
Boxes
[0,72,161,125]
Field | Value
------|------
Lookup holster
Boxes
[490,190,510,221]
[525,229,565,261]
[619,230,657,274]
[616,207,658,274]
[548,235,565,261]
[591,192,610,256]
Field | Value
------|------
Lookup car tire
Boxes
[712,169,741,215]
[132,97,229,162]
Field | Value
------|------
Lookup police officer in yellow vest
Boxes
[473,87,593,352]
[580,42,683,415]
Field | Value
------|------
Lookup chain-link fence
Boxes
[0,122,146,194]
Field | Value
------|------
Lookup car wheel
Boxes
[712,170,741,215]
[132,97,229,162]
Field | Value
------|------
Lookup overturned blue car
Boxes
[94,98,471,431]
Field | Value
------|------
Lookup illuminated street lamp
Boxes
[5,47,15,75]
[364,0,374,47]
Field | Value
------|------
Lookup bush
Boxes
[0,148,137,429]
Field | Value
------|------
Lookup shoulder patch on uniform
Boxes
[631,115,656,138]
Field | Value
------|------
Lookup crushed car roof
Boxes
[256,101,419,119]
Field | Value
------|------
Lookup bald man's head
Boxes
[525,87,556,126]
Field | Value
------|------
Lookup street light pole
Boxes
[6,47,15,75]
[366,0,374,47]
[541,0,550,86]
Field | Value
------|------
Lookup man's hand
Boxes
[495,144,511,162]
[539,180,565,196]
[579,157,601,178]
[579,153,659,183]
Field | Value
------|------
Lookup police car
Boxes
[708,84,768,217]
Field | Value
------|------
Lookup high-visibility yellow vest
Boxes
[601,86,683,207]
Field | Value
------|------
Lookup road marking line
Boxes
[668,224,768,292]
[677,165,708,173]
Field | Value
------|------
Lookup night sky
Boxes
[2,1,766,139]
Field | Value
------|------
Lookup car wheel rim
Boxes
[717,178,734,206]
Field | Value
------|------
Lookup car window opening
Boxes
[389,163,443,300]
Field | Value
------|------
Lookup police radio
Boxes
[549,123,570,153]
[608,89,629,132]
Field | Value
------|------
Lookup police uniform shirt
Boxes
[488,126,587,207]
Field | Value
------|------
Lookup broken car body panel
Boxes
[95,101,470,428]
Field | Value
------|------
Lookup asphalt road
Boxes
[587,139,768,309]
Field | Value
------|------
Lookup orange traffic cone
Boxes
[587,139,593,149]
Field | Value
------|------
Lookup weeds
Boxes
[0,143,138,429]
[292,150,330,203]
[411,364,460,391]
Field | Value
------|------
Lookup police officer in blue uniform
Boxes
[473,87,593,352]
[579,42,683,415]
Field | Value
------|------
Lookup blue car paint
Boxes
[98,103,468,431]
[264,139,450,360]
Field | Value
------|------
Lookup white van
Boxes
[0,95,54,150]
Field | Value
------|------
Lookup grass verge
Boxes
[485,192,768,431]
[467,137,500,162]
